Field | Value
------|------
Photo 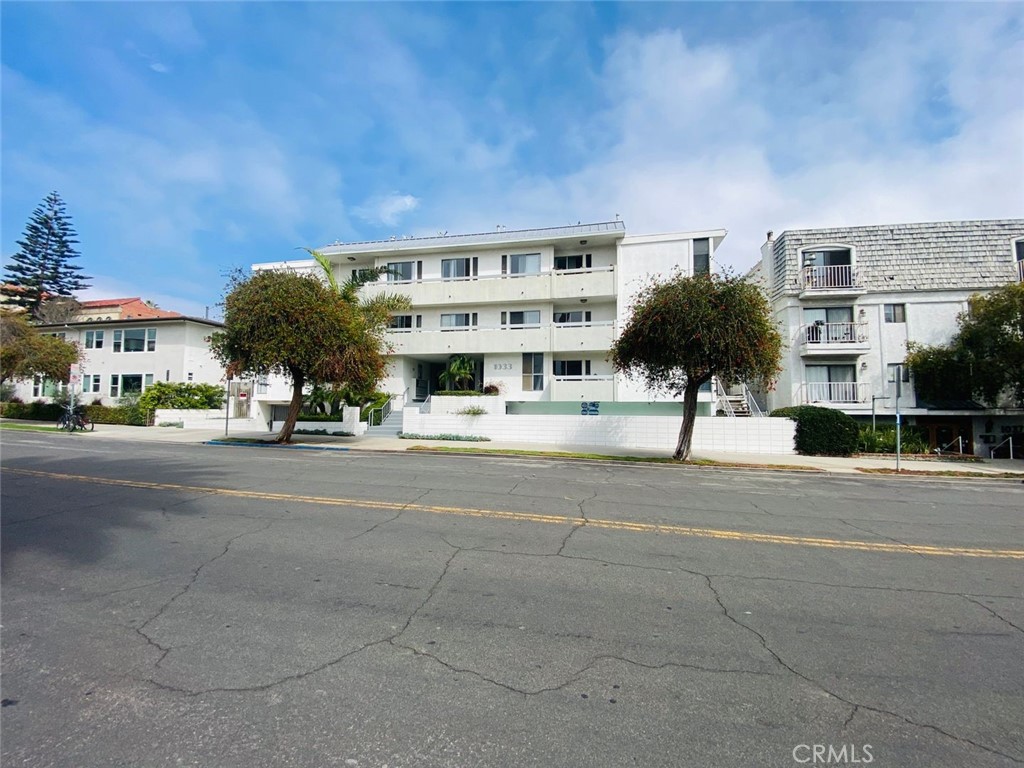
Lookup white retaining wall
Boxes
[427,395,506,415]
[154,408,265,430]
[269,407,365,435]
[402,407,796,454]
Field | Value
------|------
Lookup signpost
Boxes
[894,365,902,473]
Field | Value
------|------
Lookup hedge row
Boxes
[0,401,151,426]
[294,413,348,422]
[770,405,859,456]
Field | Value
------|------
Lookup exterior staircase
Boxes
[365,408,404,437]
[714,379,762,417]
[722,392,752,416]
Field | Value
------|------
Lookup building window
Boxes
[554,254,591,270]
[112,328,156,352]
[503,253,541,276]
[110,373,150,398]
[501,310,541,328]
[553,310,591,325]
[693,238,710,275]
[442,258,472,280]
[884,304,906,323]
[389,315,414,332]
[256,375,268,394]
[81,374,101,394]
[887,363,911,384]
[387,261,415,282]
[553,360,591,378]
[33,375,61,398]
[440,313,475,331]
[1015,239,1023,281]
[522,353,544,391]
[85,330,104,349]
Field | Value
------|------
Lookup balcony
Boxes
[800,381,870,405]
[798,265,864,298]
[386,321,616,356]
[798,322,870,356]
[551,321,615,351]
[550,375,615,401]
[362,266,616,307]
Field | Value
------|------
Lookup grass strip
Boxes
[0,422,66,433]
[856,467,1024,479]
[405,445,822,471]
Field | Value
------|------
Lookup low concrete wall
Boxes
[427,395,506,415]
[401,408,796,454]
[269,406,364,435]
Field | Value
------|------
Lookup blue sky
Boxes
[3,2,1022,319]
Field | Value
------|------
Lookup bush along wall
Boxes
[770,406,859,456]
[0,401,64,421]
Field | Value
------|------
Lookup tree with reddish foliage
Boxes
[612,271,783,461]
[210,269,389,443]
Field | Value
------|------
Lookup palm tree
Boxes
[438,354,475,392]
[304,248,412,405]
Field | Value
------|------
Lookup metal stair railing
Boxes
[368,396,395,428]
[990,435,1016,459]
[714,378,736,417]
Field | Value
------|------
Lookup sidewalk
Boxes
[9,420,1024,476]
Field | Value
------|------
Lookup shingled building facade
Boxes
[758,219,1024,454]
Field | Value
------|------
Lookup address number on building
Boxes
[492,363,513,371]
[581,401,600,415]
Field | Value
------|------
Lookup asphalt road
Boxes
[1,432,1022,768]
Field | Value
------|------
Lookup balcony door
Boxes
[806,364,857,402]
[804,307,853,343]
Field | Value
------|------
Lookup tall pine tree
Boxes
[3,191,91,316]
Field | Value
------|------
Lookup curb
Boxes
[204,440,350,452]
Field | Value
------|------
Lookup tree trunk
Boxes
[673,379,703,461]
[276,369,305,443]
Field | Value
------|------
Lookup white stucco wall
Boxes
[401,407,796,454]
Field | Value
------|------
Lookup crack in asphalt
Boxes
[344,489,431,542]
[706,573,1024,601]
[698,572,1023,763]
[555,490,596,556]
[135,521,275,669]
[839,519,929,559]
[964,597,1024,635]
[138,537,464,697]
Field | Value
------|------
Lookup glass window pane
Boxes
[510,253,540,274]
[123,329,146,352]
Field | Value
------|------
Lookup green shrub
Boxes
[0,400,64,421]
[433,390,494,397]
[360,392,391,422]
[293,413,348,422]
[770,406,859,456]
[138,381,224,411]
[398,432,491,442]
[858,425,930,454]
[84,403,152,426]
[455,406,488,416]
[293,428,355,436]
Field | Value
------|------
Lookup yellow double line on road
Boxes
[5,467,1023,559]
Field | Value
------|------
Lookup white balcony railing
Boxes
[800,264,858,291]
[801,381,869,404]
[799,321,868,346]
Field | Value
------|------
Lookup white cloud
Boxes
[420,6,1023,274]
[354,193,421,228]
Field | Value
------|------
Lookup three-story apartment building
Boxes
[759,219,1024,454]
[252,221,726,417]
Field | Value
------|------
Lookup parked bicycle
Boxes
[57,404,94,432]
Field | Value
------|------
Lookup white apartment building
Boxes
[759,219,1024,455]
[16,309,225,406]
[251,221,726,421]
